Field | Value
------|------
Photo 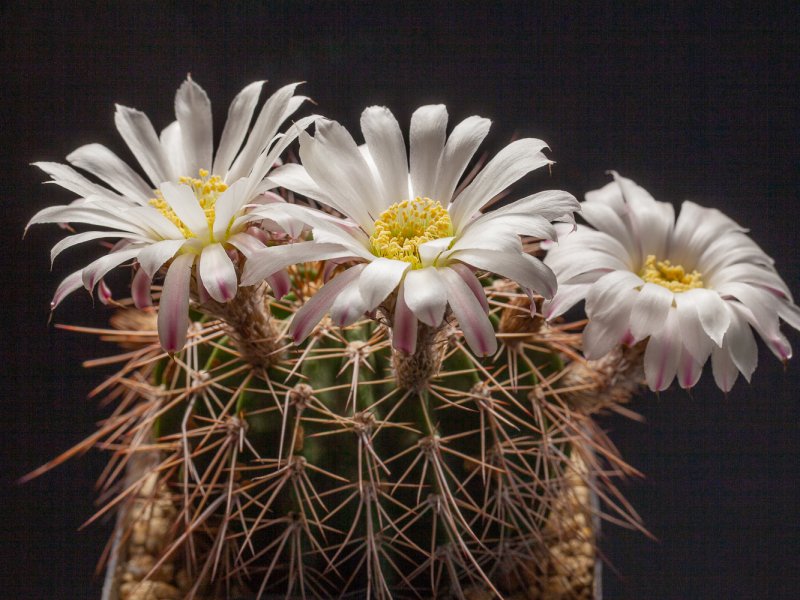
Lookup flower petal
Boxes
[158,252,195,353]
[393,282,418,354]
[440,266,497,356]
[330,279,369,326]
[409,104,447,198]
[51,269,84,310]
[674,291,715,363]
[175,77,213,174]
[266,270,291,300]
[297,122,380,229]
[199,243,237,302]
[449,263,490,314]
[81,247,141,291]
[159,181,208,237]
[213,80,264,176]
[290,265,365,343]
[361,106,409,205]
[137,239,187,278]
[724,302,758,382]
[676,346,704,389]
[159,121,187,178]
[241,241,354,287]
[450,138,550,230]
[132,267,153,309]
[403,267,447,327]
[543,283,590,320]
[432,115,491,206]
[115,104,175,185]
[212,179,250,241]
[228,82,301,182]
[67,143,152,204]
[630,283,674,341]
[358,258,410,310]
[711,343,738,392]
[451,249,557,299]
[643,309,681,390]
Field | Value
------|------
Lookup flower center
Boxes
[640,254,704,292]
[370,197,453,268]
[149,169,228,238]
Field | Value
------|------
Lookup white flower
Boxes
[242,105,578,355]
[544,174,800,391]
[28,77,314,352]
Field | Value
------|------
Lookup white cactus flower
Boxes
[544,174,800,391]
[243,105,578,356]
[29,76,315,352]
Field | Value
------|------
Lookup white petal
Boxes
[778,301,800,332]
[676,346,704,389]
[137,239,187,277]
[449,263,490,314]
[27,203,150,236]
[159,182,208,237]
[358,258,410,310]
[491,190,580,224]
[409,105,447,198]
[440,266,497,356]
[159,121,187,178]
[157,252,195,353]
[114,104,175,185]
[132,267,153,309]
[578,202,638,262]
[709,263,791,299]
[403,267,447,327]
[330,280,369,326]
[418,236,455,267]
[226,231,266,259]
[688,288,731,347]
[298,122,379,229]
[264,163,331,206]
[80,247,141,291]
[724,302,758,382]
[199,243,238,302]
[432,115,491,206]
[711,343,738,392]
[34,161,125,201]
[582,287,637,359]
[212,179,250,241]
[584,270,643,318]
[175,77,213,174]
[227,82,300,182]
[67,144,152,203]
[50,230,147,265]
[361,106,409,204]
[213,80,264,176]
[51,269,84,309]
[451,249,557,299]
[266,270,291,300]
[393,282,418,354]
[671,201,743,267]
[241,241,354,286]
[643,309,681,391]
[290,265,365,342]
[630,283,674,341]
[543,283,590,320]
[450,138,550,230]
[674,291,714,363]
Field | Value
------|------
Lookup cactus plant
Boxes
[57,265,640,600]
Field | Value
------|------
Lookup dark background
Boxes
[2,2,799,598]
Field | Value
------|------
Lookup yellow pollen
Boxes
[148,169,228,239]
[369,197,453,268]
[640,254,704,292]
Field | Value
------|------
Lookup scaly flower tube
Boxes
[242,105,578,355]
[28,76,316,352]
[544,174,800,391]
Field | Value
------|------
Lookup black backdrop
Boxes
[2,2,799,599]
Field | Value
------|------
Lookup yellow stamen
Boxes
[370,197,453,268]
[148,170,228,239]
[640,254,704,292]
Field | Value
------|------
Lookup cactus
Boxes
[54,262,643,600]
